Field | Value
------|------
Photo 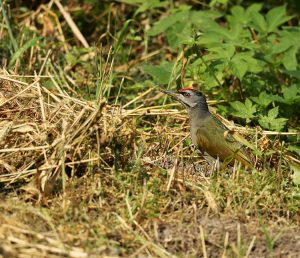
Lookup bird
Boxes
[161,87,253,169]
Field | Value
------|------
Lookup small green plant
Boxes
[259,219,282,252]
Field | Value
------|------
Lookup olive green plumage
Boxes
[162,88,253,168]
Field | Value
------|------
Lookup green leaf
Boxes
[282,46,298,71]
[147,8,190,36]
[288,145,300,156]
[197,33,221,47]
[271,29,300,71]
[134,0,168,15]
[230,58,247,80]
[271,38,293,54]
[201,60,225,89]
[114,19,133,54]
[209,24,233,41]
[209,45,235,61]
[266,5,292,32]
[166,21,192,49]
[65,52,78,66]
[228,51,262,79]
[142,62,176,85]
[230,6,245,23]
[268,106,279,118]
[246,3,263,16]
[258,107,287,131]
[290,161,300,185]
[251,91,273,108]
[231,99,256,122]
[190,10,222,27]
[228,4,262,32]
[250,12,267,33]
[282,85,300,104]
[9,36,43,67]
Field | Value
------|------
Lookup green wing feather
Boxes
[195,115,253,168]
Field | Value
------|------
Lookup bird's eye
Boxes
[182,92,190,97]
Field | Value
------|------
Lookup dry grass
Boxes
[1,1,300,257]
[1,71,300,257]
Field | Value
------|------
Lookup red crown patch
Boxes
[178,87,195,92]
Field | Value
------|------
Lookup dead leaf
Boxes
[12,124,35,133]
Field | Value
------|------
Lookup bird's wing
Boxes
[195,116,253,168]
[212,113,255,150]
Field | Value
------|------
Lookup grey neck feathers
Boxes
[187,102,210,119]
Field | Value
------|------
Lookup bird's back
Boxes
[190,114,253,168]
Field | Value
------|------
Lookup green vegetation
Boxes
[0,0,300,257]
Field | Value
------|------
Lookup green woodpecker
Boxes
[162,88,253,169]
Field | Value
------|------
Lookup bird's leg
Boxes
[201,154,223,176]
[212,156,221,173]
[201,153,215,176]
[190,146,208,175]
[191,145,200,174]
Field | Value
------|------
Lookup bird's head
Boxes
[162,88,208,111]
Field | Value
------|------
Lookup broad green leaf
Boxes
[231,99,256,122]
[282,46,298,71]
[209,24,233,41]
[197,33,222,47]
[147,8,190,36]
[266,5,292,32]
[288,145,300,156]
[134,0,168,15]
[166,21,192,49]
[229,22,244,41]
[275,28,300,53]
[230,6,244,20]
[142,62,176,85]
[269,95,285,103]
[290,161,300,185]
[209,46,235,61]
[229,51,261,79]
[250,12,267,33]
[271,37,293,54]
[268,106,279,118]
[258,107,287,131]
[246,4,263,16]
[251,91,273,108]
[283,69,300,81]
[233,51,263,73]
[228,5,258,29]
[201,61,225,89]
[190,10,222,26]
[209,0,228,7]
[229,56,248,80]
[258,117,287,131]
[246,3,263,16]
[282,85,300,104]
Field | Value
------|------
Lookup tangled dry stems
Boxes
[0,74,136,202]
[1,72,300,257]
[0,72,298,201]
[0,73,195,202]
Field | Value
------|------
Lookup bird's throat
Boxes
[187,104,210,120]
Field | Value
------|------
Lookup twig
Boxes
[54,0,89,48]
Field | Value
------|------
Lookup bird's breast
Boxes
[190,117,210,151]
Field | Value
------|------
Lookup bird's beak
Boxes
[160,89,193,108]
[160,89,181,100]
